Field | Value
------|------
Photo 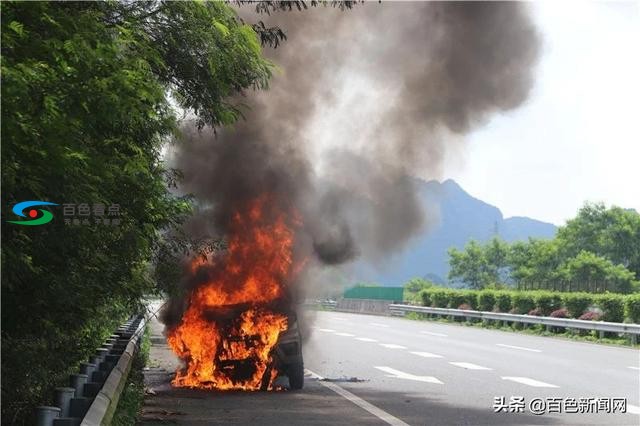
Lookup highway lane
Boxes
[141,306,639,425]
[303,310,640,425]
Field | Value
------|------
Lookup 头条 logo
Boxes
[7,201,58,225]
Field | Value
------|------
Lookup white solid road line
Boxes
[379,343,407,349]
[410,351,443,359]
[334,332,355,337]
[496,343,541,353]
[627,404,640,415]
[501,376,558,388]
[369,322,390,327]
[375,366,443,384]
[355,337,378,342]
[420,331,448,337]
[449,362,492,370]
[306,369,411,426]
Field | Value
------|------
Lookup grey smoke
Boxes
[168,2,540,306]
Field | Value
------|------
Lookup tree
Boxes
[448,240,492,289]
[403,277,433,302]
[484,237,510,283]
[556,203,640,280]
[564,251,637,293]
[1,1,272,422]
[446,203,640,294]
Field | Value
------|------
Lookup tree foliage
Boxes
[1,1,271,422]
[448,238,506,289]
[447,203,640,293]
[403,277,433,302]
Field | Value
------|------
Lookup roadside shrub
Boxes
[458,303,473,310]
[477,290,496,312]
[595,294,624,323]
[624,294,640,323]
[528,308,543,316]
[420,289,432,307]
[550,308,568,318]
[494,292,512,313]
[430,289,451,308]
[534,292,563,316]
[578,311,601,321]
[448,290,477,310]
[562,293,594,318]
[512,292,536,314]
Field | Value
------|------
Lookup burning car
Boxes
[165,196,307,392]
[272,310,304,390]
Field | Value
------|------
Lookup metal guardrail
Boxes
[321,300,337,310]
[35,315,146,426]
[388,304,640,343]
[82,316,146,426]
[302,300,337,310]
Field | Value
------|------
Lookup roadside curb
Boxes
[81,317,145,426]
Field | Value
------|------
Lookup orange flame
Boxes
[167,195,298,390]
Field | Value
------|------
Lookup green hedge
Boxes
[495,292,513,313]
[430,289,452,308]
[562,293,594,318]
[418,287,638,323]
[420,289,431,307]
[477,290,497,311]
[534,292,563,315]
[448,290,477,309]
[595,294,624,323]
[625,294,640,323]
[512,292,536,314]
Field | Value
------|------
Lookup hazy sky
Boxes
[445,1,640,225]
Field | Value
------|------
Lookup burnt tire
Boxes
[287,362,304,390]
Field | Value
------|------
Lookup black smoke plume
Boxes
[162,2,540,329]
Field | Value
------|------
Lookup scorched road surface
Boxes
[140,307,639,425]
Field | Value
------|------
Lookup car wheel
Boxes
[288,362,304,390]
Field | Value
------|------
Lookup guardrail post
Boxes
[35,406,60,426]
[630,333,637,345]
[94,348,109,362]
[80,362,97,379]
[54,387,76,417]
[598,330,605,339]
[69,374,88,398]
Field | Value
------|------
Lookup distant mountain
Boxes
[356,179,557,286]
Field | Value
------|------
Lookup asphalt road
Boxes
[141,308,639,425]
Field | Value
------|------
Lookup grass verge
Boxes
[111,325,151,425]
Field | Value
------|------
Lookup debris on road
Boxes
[319,376,368,383]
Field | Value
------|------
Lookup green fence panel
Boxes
[343,286,404,301]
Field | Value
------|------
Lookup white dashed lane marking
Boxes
[449,362,492,370]
[355,337,378,342]
[379,343,407,349]
[375,366,443,384]
[369,322,390,328]
[420,331,448,337]
[315,328,335,332]
[410,351,443,359]
[627,404,640,415]
[334,332,355,337]
[627,366,640,371]
[496,343,541,353]
[501,376,558,388]
[307,369,410,426]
